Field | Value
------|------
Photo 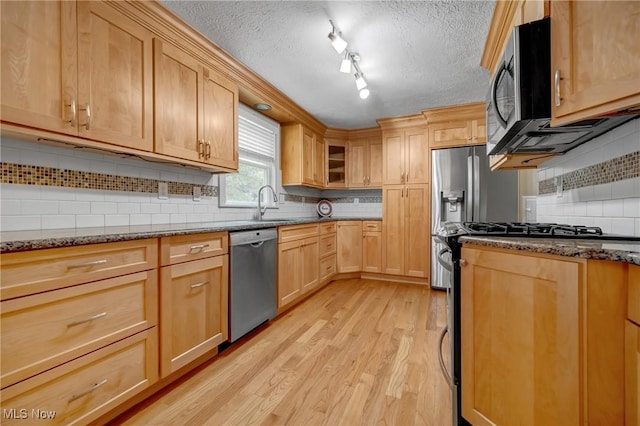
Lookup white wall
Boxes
[536,118,640,236]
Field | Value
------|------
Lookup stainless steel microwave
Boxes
[485,18,634,156]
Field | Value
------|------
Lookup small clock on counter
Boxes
[316,200,333,217]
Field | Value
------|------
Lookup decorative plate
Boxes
[316,200,333,217]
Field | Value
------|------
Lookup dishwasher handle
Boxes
[230,228,277,246]
[250,241,265,248]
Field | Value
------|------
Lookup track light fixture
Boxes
[328,20,371,100]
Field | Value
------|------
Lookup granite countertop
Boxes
[0,217,382,253]
[460,236,640,266]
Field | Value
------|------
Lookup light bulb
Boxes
[328,32,347,54]
[359,88,370,99]
[355,73,367,90]
[340,56,351,73]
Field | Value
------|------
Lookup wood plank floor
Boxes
[114,279,451,425]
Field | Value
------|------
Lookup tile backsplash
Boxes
[536,117,640,236]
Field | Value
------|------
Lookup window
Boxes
[219,104,279,208]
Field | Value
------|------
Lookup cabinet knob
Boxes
[460,259,467,266]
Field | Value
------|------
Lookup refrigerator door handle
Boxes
[473,153,480,221]
[466,155,474,222]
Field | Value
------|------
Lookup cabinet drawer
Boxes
[1,270,158,388]
[318,221,336,234]
[278,224,319,243]
[630,264,640,325]
[161,232,228,266]
[0,239,158,300]
[319,234,337,257]
[0,329,158,426]
[320,254,336,282]
[362,221,382,232]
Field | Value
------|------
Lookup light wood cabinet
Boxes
[461,246,627,425]
[282,123,324,188]
[425,102,486,149]
[347,128,383,188]
[337,221,363,273]
[627,264,640,426]
[1,1,154,151]
[382,127,429,185]
[154,39,237,170]
[325,137,347,188]
[277,224,320,309]
[550,1,640,126]
[382,184,430,278]
[159,236,228,377]
[362,221,382,273]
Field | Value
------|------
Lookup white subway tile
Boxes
[161,203,179,214]
[76,215,105,228]
[105,215,130,227]
[130,214,151,226]
[42,215,75,229]
[22,200,59,215]
[607,129,640,159]
[0,146,21,163]
[573,202,587,216]
[59,201,91,215]
[76,190,104,202]
[586,201,603,216]
[592,183,612,201]
[635,218,640,237]
[139,168,161,181]
[170,214,187,224]
[1,200,21,215]
[602,199,624,217]
[1,215,40,231]
[611,178,636,199]
[59,154,90,172]
[151,214,170,225]
[593,217,612,233]
[623,198,640,218]
[140,203,160,214]
[116,164,140,178]
[571,216,594,226]
[1,184,41,200]
[186,213,203,223]
[574,186,594,202]
[201,213,215,222]
[104,192,134,203]
[25,150,59,168]
[610,217,635,236]
[89,159,117,175]
[117,203,141,214]
[40,187,76,201]
[91,202,118,214]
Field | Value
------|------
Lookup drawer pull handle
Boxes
[190,280,210,289]
[67,259,107,269]
[69,379,108,403]
[189,244,210,252]
[68,312,107,327]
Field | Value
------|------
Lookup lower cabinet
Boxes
[277,224,320,310]
[627,320,640,426]
[461,246,627,425]
[336,221,362,273]
[362,221,382,273]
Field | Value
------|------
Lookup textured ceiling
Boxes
[160,0,495,129]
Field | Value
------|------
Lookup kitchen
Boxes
[1,1,639,425]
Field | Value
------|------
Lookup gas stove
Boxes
[440,221,640,241]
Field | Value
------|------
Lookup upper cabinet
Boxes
[424,102,486,149]
[379,115,429,185]
[325,129,348,188]
[347,128,382,188]
[281,123,325,188]
[154,39,238,170]
[1,1,154,151]
[550,1,640,126]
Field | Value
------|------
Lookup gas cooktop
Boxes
[440,222,640,241]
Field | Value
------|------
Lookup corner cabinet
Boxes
[154,39,238,170]
[551,1,640,126]
[1,1,154,151]
[379,115,429,186]
[461,245,628,425]
[325,129,348,188]
[281,124,325,188]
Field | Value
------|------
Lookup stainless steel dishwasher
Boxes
[229,228,277,342]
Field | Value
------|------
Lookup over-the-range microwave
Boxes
[485,17,635,156]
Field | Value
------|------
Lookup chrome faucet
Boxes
[257,185,278,220]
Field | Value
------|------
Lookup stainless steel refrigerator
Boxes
[431,145,519,289]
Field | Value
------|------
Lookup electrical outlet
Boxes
[555,176,563,198]
[192,186,201,202]
[158,181,168,200]
[354,198,359,204]
[279,193,286,204]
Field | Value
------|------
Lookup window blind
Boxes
[238,115,276,159]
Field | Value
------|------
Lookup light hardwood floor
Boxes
[114,278,451,425]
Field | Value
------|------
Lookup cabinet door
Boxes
[300,237,319,293]
[362,232,382,273]
[326,142,346,188]
[429,121,471,149]
[348,140,367,187]
[336,221,363,273]
[160,255,228,377]
[627,321,640,426]
[154,39,203,162]
[367,139,383,187]
[404,184,430,278]
[302,128,315,185]
[278,240,301,308]
[471,119,486,145]
[314,136,325,186]
[1,1,77,135]
[461,247,581,426]
[551,1,640,126]
[202,68,237,170]
[383,132,405,185]
[77,2,153,151]
[405,128,429,184]
[382,186,404,275]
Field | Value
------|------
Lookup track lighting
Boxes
[328,20,371,100]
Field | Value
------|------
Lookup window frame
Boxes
[219,104,280,209]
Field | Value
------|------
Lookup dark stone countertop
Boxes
[0,217,382,253]
[460,236,640,266]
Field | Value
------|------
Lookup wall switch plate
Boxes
[279,193,286,204]
[158,182,169,200]
[192,186,201,202]
[555,176,563,197]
